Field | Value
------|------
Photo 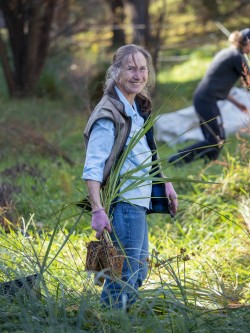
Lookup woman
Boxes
[168,28,250,165]
[82,44,178,309]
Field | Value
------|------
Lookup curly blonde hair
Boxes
[228,30,248,49]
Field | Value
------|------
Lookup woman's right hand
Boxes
[91,207,112,239]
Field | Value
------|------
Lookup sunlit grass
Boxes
[157,53,211,84]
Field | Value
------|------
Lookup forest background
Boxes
[0,1,250,332]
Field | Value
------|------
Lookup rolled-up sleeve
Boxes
[82,119,115,182]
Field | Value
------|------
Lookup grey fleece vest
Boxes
[83,91,172,216]
[84,93,132,185]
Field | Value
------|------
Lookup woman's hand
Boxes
[91,207,112,239]
[165,182,178,216]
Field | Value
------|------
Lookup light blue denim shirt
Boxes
[83,86,152,208]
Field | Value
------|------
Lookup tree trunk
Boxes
[105,0,126,47]
[0,0,57,98]
[128,0,166,70]
[0,31,16,95]
[149,0,167,71]
[128,0,150,46]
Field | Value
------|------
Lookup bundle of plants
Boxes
[85,230,124,282]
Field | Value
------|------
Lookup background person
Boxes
[168,28,250,165]
[82,44,178,309]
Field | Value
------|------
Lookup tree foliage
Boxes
[0,0,249,98]
[179,0,250,23]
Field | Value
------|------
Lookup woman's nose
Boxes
[133,68,142,79]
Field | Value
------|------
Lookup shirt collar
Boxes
[114,86,138,117]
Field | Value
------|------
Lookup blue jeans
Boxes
[101,202,148,309]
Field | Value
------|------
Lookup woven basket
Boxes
[85,241,103,272]
[85,231,124,280]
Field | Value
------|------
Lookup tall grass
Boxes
[0,187,249,332]
[1,109,249,332]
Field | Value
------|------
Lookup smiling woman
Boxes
[116,52,149,104]
[81,44,178,310]
[104,44,156,102]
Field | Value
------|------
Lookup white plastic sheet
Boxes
[155,87,250,146]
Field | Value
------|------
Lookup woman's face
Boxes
[117,52,148,104]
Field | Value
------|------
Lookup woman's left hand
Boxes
[165,182,178,216]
